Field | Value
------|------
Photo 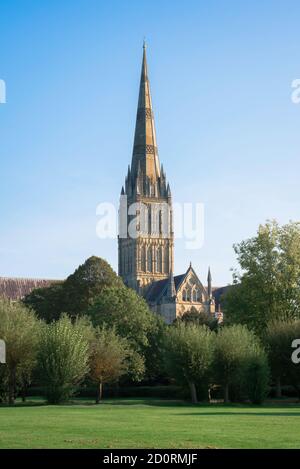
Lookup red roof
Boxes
[0,277,57,301]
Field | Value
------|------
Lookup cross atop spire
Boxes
[131,43,161,183]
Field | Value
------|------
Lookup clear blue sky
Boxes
[1,0,300,286]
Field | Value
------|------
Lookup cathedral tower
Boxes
[118,44,174,293]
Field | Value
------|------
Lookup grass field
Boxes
[0,398,299,449]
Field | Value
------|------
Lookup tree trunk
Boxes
[8,367,16,406]
[275,376,282,398]
[96,381,103,404]
[224,382,229,403]
[21,385,27,403]
[188,381,198,404]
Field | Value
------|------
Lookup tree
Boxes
[266,320,300,398]
[242,346,270,404]
[23,283,64,322]
[176,306,219,331]
[23,256,123,321]
[37,315,89,403]
[63,256,123,316]
[214,325,262,403]
[163,322,215,403]
[0,298,40,405]
[89,326,130,403]
[87,286,160,381]
[224,221,300,334]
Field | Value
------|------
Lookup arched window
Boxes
[164,246,169,273]
[182,289,187,301]
[192,289,197,302]
[157,246,162,273]
[186,289,191,301]
[196,290,201,302]
[148,208,151,234]
[147,246,152,272]
[141,245,146,272]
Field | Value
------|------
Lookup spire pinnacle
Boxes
[130,44,161,185]
[207,266,212,299]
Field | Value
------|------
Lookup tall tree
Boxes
[87,286,160,381]
[37,315,89,403]
[0,298,40,405]
[214,325,261,403]
[89,326,130,403]
[224,220,300,334]
[163,323,215,403]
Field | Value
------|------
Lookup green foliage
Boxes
[63,256,123,316]
[224,220,300,334]
[163,322,215,403]
[89,326,130,402]
[214,325,262,403]
[23,256,123,321]
[23,283,64,322]
[176,306,219,331]
[0,298,40,404]
[87,286,160,381]
[242,347,270,404]
[266,320,300,397]
[37,315,89,403]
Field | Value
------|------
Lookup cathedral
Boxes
[0,45,225,322]
[118,44,221,324]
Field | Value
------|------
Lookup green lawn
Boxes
[0,398,299,449]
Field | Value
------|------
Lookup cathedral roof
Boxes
[145,273,185,303]
[0,277,58,301]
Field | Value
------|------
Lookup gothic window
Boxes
[192,289,197,302]
[164,246,169,273]
[182,289,187,301]
[148,208,151,234]
[186,289,191,302]
[157,246,162,273]
[141,245,146,272]
[147,246,152,272]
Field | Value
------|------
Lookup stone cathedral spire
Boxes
[118,44,174,293]
[131,42,160,184]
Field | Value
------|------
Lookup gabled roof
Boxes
[146,264,207,304]
[0,277,58,301]
[145,273,185,303]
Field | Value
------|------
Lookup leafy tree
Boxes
[87,286,159,381]
[266,320,300,398]
[89,326,130,403]
[176,306,219,331]
[224,221,300,334]
[0,298,40,405]
[23,283,64,322]
[37,315,89,403]
[63,256,123,316]
[242,346,270,404]
[214,325,261,403]
[23,256,123,321]
[163,322,215,403]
